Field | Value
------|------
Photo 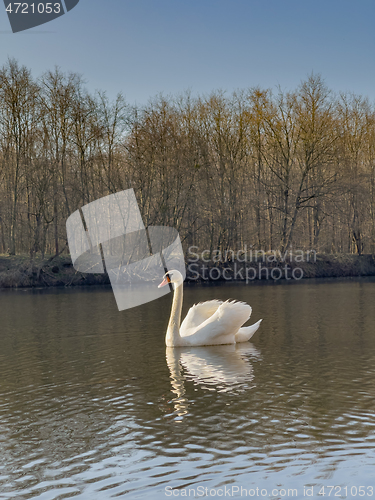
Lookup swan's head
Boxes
[158,270,184,289]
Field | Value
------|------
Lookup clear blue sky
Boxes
[0,0,374,105]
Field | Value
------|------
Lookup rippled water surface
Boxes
[1,278,375,499]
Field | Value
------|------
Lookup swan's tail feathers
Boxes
[235,319,262,343]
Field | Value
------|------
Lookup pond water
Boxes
[1,278,375,499]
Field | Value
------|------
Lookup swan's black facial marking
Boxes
[163,272,172,283]
[158,271,174,289]
[164,271,174,291]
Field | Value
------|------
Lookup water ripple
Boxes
[1,281,375,497]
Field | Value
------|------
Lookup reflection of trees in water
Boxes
[246,279,375,465]
[0,289,169,484]
[1,280,375,490]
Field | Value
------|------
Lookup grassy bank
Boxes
[1,253,375,289]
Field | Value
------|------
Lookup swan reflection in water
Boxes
[166,343,261,417]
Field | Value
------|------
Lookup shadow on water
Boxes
[1,278,375,497]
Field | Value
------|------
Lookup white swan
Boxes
[158,270,262,347]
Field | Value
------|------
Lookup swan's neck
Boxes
[165,282,183,347]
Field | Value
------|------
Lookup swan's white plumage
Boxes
[160,270,262,347]
[180,300,223,335]
[195,300,248,335]
[235,319,263,342]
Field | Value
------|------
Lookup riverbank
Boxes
[1,253,375,289]
[0,255,109,288]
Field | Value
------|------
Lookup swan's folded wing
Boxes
[235,319,262,342]
[180,300,223,336]
[182,300,252,341]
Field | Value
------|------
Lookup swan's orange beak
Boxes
[158,275,171,288]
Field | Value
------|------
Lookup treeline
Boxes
[1,58,375,259]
